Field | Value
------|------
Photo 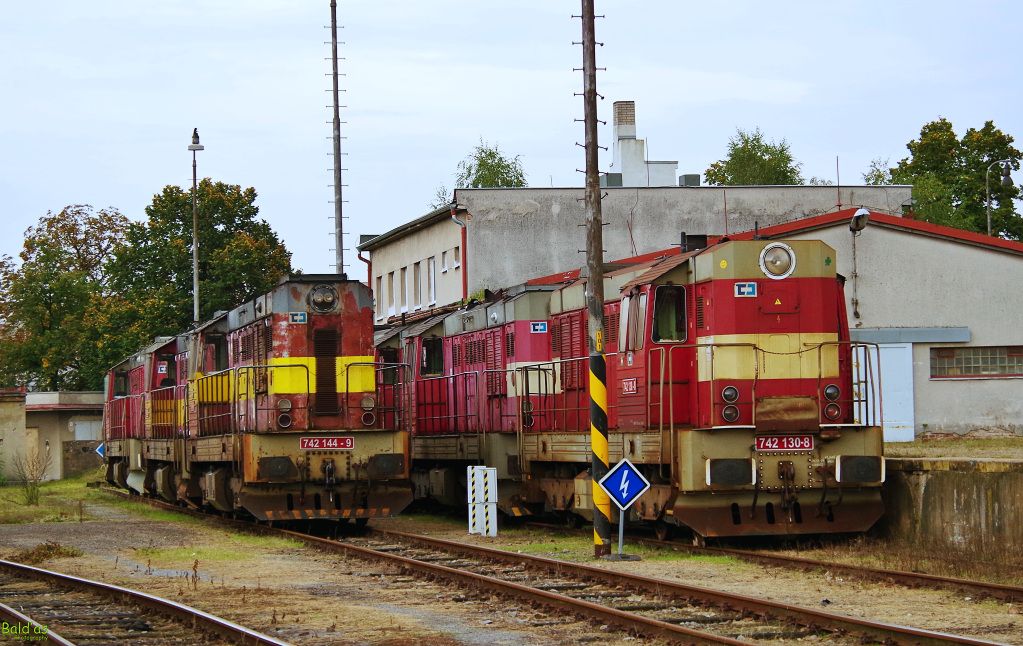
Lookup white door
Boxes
[877,343,915,442]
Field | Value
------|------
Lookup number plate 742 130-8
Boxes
[754,435,813,451]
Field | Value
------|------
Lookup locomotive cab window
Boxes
[652,285,687,342]
[620,290,647,351]
[422,337,444,375]
[379,347,399,384]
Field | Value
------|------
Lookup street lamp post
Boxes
[985,159,1013,237]
[188,129,205,324]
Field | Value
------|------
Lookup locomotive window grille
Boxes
[696,295,706,329]
[254,321,270,392]
[930,346,1023,378]
[313,328,339,415]
[562,314,585,390]
[452,343,461,368]
[652,285,687,342]
[505,331,515,358]
[485,330,505,395]
[551,320,561,354]
[605,311,620,346]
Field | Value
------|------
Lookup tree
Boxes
[108,180,292,335]
[455,140,527,189]
[0,206,130,391]
[888,118,1021,238]
[862,157,893,186]
[704,128,804,186]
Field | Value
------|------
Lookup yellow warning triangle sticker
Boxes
[774,298,782,305]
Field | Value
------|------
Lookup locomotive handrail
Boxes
[192,368,237,436]
[654,341,761,432]
[343,361,412,432]
[804,341,883,428]
[146,384,186,439]
[415,368,483,439]
[234,363,312,432]
[516,353,620,433]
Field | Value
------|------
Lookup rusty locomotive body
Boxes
[103,275,412,523]
[383,238,885,539]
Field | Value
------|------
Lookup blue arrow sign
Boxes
[95,442,106,459]
[597,458,651,511]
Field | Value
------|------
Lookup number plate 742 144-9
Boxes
[299,437,354,450]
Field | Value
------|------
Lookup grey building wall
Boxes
[456,185,911,293]
[782,223,1023,435]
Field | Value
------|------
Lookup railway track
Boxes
[98,488,1008,644]
[529,521,1023,604]
[0,558,287,646]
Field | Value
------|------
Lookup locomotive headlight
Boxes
[721,405,740,423]
[759,243,796,280]
[277,398,293,412]
[361,394,376,411]
[824,384,841,401]
[308,285,339,312]
[824,403,841,420]
[721,385,739,403]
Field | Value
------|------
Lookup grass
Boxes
[11,541,84,565]
[133,532,303,568]
[0,467,105,524]
[885,437,1023,459]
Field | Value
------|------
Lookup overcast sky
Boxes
[3,1,1021,280]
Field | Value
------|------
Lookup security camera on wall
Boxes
[849,208,870,233]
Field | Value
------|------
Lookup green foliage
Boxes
[0,206,130,390]
[108,180,292,336]
[0,181,292,391]
[454,140,527,189]
[890,118,1021,238]
[862,157,893,185]
[704,127,804,186]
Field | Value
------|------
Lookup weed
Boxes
[13,541,83,565]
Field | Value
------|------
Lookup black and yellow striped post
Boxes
[579,0,611,557]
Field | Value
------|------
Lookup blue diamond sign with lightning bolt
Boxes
[598,458,651,511]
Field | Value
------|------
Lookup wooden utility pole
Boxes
[580,0,611,558]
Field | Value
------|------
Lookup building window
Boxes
[427,257,437,305]
[413,262,422,308]
[441,250,448,273]
[930,346,1023,379]
[453,246,461,268]
[400,267,408,312]
[375,276,383,319]
[387,272,395,315]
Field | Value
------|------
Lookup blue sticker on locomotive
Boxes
[734,282,758,297]
[289,312,308,324]
[529,321,548,333]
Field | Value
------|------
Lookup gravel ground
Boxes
[4,493,1021,644]
[0,497,659,646]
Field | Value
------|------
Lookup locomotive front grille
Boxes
[314,328,340,415]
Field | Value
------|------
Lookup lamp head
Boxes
[1001,163,1014,187]
[849,207,870,233]
[188,128,204,152]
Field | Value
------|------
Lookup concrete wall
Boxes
[368,217,463,322]
[456,185,911,294]
[882,458,1023,553]
[783,224,1023,435]
[0,392,28,482]
[63,440,103,478]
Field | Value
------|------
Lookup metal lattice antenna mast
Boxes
[329,0,346,277]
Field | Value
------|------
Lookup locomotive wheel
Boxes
[355,517,369,530]
[654,520,674,542]
[691,532,706,548]
[562,512,581,529]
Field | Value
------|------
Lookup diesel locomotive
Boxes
[383,237,885,540]
[103,275,412,523]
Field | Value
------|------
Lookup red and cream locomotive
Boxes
[103,275,412,524]
[383,237,885,540]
